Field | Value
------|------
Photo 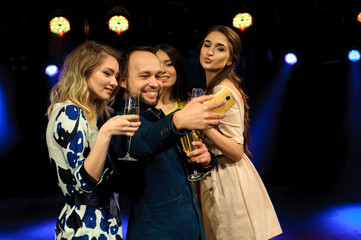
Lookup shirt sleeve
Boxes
[132,112,187,158]
[48,104,109,195]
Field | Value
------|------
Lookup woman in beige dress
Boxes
[198,25,283,240]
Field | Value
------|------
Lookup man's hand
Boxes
[172,95,225,131]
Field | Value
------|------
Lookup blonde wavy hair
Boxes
[47,41,121,126]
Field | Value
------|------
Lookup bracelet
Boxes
[200,161,213,168]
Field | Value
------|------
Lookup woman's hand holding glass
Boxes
[185,140,211,166]
[180,88,210,181]
[99,114,140,139]
[118,94,140,161]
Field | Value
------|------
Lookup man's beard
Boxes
[139,92,160,109]
[126,82,161,109]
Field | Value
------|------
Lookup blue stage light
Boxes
[0,68,17,155]
[250,64,293,170]
[316,204,361,238]
[284,53,297,65]
[45,65,59,77]
[0,218,56,240]
[348,50,361,62]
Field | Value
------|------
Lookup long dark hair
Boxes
[200,25,253,158]
[154,44,190,102]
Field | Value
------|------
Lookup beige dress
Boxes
[200,84,282,240]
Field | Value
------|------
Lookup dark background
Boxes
[0,0,360,200]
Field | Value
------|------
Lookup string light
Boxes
[108,15,129,35]
[233,13,253,31]
[49,17,70,36]
[357,12,361,23]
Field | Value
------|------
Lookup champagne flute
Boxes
[118,93,139,161]
[181,88,206,181]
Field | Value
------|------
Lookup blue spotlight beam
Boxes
[342,60,361,186]
[345,61,361,136]
[250,64,293,173]
[0,83,10,145]
[0,67,18,156]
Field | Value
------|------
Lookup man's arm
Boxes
[110,95,225,160]
[172,95,226,131]
[127,112,187,158]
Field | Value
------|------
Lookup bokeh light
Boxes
[233,13,253,31]
[45,65,59,77]
[49,17,70,36]
[108,15,129,35]
[284,53,298,65]
[348,50,361,62]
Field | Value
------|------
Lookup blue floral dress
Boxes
[46,101,122,240]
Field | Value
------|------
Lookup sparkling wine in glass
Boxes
[181,88,206,181]
[118,94,139,161]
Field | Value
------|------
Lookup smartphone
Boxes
[204,87,235,113]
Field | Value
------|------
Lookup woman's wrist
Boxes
[98,125,112,141]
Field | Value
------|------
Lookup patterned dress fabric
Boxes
[46,101,122,240]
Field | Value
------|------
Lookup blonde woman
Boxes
[46,41,140,240]
[198,25,282,240]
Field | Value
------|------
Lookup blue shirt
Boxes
[110,107,216,240]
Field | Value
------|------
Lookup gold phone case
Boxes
[204,87,235,113]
